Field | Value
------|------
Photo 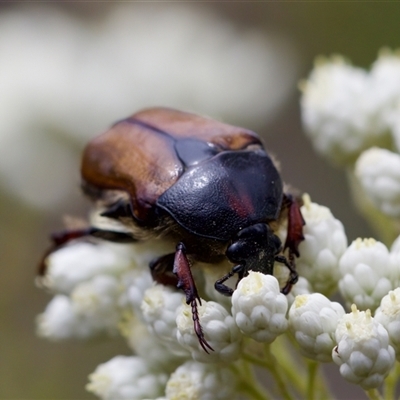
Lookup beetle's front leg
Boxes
[173,242,213,353]
[214,264,245,296]
[275,254,298,294]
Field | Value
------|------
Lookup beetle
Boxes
[41,107,305,352]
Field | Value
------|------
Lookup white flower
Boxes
[355,147,400,217]
[301,49,400,172]
[332,305,395,389]
[141,284,189,356]
[231,272,288,343]
[300,57,372,165]
[374,288,400,361]
[37,295,85,340]
[296,195,348,295]
[369,50,400,126]
[0,6,298,209]
[41,241,133,294]
[165,361,237,400]
[120,313,188,372]
[37,275,122,339]
[176,299,242,363]
[289,293,345,362]
[86,356,168,400]
[338,238,395,311]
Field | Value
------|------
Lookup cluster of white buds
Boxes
[332,305,395,390]
[37,192,400,398]
[36,48,400,399]
[288,293,345,362]
[338,238,397,312]
[294,194,348,296]
[300,50,400,166]
[300,50,400,243]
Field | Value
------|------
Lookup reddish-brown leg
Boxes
[38,227,134,275]
[173,242,213,353]
[283,194,305,257]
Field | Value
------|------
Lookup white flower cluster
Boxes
[333,305,395,390]
[297,48,400,396]
[37,191,400,398]
[300,50,400,227]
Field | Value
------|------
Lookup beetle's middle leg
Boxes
[214,264,245,296]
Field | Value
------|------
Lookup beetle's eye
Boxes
[175,138,219,167]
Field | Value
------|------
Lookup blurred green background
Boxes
[1,2,400,399]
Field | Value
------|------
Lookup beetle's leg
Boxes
[275,254,299,295]
[39,227,135,276]
[149,253,178,287]
[214,264,245,297]
[282,193,305,257]
[173,242,213,353]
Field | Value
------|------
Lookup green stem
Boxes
[383,361,400,400]
[366,388,384,400]
[242,346,294,400]
[307,360,318,400]
[268,336,306,394]
[232,360,271,400]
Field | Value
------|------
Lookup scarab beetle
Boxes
[41,107,305,352]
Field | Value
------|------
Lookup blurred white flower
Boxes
[332,305,395,390]
[38,275,122,339]
[338,238,395,311]
[120,313,188,372]
[165,361,237,400]
[86,355,168,400]
[300,52,400,165]
[0,5,298,209]
[288,293,345,362]
[355,147,400,217]
[42,241,134,294]
[141,284,189,357]
[231,272,289,343]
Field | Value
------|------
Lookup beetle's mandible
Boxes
[41,107,305,352]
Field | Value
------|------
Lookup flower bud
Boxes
[332,305,395,389]
[165,361,237,400]
[355,147,400,217]
[296,195,347,295]
[300,56,381,165]
[86,356,168,400]
[42,242,132,294]
[374,288,400,361]
[338,238,394,311]
[289,293,345,362]
[231,272,288,343]
[176,299,242,363]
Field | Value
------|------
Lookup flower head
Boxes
[338,238,395,311]
[231,272,289,343]
[332,305,395,389]
[165,361,237,400]
[86,356,168,400]
[176,299,242,363]
[289,293,345,362]
[295,194,348,296]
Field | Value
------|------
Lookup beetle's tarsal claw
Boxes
[191,299,214,353]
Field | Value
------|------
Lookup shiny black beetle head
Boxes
[226,223,282,276]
